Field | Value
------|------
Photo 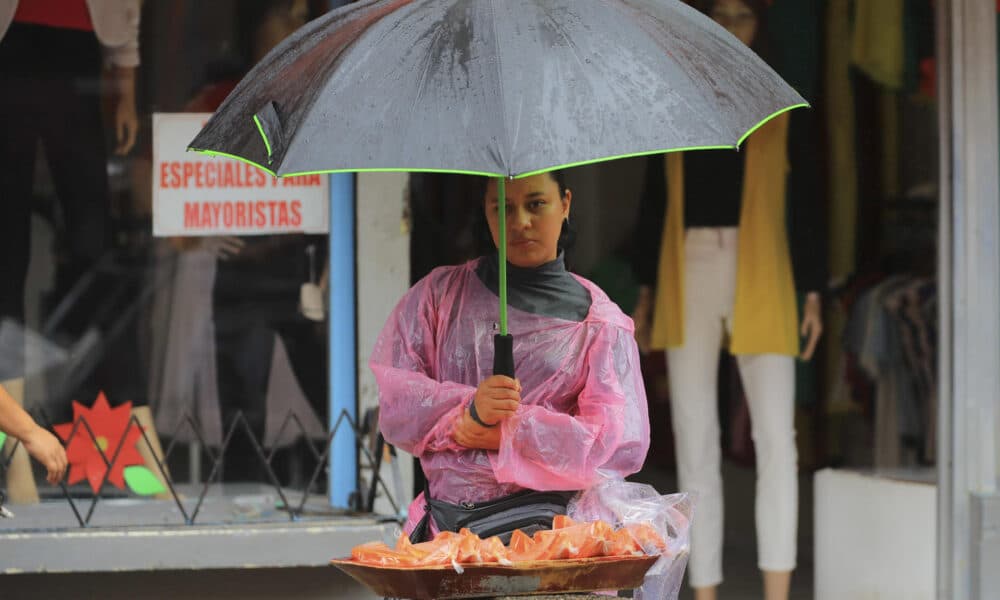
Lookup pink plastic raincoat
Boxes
[371,259,650,533]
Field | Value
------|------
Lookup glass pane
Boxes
[0,0,355,529]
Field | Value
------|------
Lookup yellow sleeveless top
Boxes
[649,113,799,356]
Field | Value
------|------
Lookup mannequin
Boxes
[0,0,140,378]
[630,1,824,599]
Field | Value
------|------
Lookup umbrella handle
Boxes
[492,333,515,378]
[493,176,514,378]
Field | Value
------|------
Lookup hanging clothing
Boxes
[13,0,93,31]
[841,276,937,468]
[768,0,823,103]
[149,247,223,444]
[851,0,935,94]
[372,257,650,530]
[882,278,937,462]
[825,0,859,281]
[851,0,905,90]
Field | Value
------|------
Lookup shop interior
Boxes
[0,0,943,595]
[408,1,939,596]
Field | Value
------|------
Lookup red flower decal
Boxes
[53,392,144,494]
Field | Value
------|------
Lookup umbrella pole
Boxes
[493,176,515,378]
[498,176,508,335]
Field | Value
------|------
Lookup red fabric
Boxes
[919,58,936,100]
[184,80,239,113]
[14,0,94,31]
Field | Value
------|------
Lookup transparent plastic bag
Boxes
[568,479,693,599]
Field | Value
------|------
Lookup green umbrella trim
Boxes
[187,148,279,177]
[736,103,810,147]
[188,101,807,348]
[516,102,811,178]
[185,148,505,178]
[282,167,505,178]
[513,144,733,178]
[188,102,809,179]
[252,115,273,164]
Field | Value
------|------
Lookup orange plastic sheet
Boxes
[350,517,667,567]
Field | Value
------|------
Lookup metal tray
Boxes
[330,554,660,599]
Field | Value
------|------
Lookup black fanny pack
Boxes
[409,481,576,545]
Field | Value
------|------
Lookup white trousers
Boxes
[666,228,798,587]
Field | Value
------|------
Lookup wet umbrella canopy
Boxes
[188,0,807,375]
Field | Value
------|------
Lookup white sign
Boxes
[152,113,329,236]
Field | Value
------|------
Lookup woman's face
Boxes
[484,174,571,268]
[710,0,758,47]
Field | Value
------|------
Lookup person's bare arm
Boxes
[111,65,138,155]
[0,388,67,485]
[799,292,823,361]
[0,387,38,442]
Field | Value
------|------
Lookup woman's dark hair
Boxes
[473,170,577,262]
[548,170,568,199]
[697,0,772,64]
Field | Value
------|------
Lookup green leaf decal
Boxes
[124,465,166,496]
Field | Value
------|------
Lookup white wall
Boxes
[815,469,936,600]
[355,173,413,517]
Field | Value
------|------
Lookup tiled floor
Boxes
[630,461,814,600]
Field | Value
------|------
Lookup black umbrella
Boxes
[189,0,807,377]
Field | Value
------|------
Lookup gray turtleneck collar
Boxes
[475,252,591,322]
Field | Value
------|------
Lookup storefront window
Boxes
[0,0,363,527]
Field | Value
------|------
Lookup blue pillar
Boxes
[328,172,357,509]
[326,0,360,509]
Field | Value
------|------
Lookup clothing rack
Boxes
[835,272,937,469]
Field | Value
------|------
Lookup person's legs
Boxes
[763,569,793,600]
[41,92,109,265]
[0,26,44,331]
[668,346,725,596]
[735,352,797,600]
[276,318,327,423]
[666,229,733,594]
[213,310,276,482]
[0,93,36,328]
[38,32,110,309]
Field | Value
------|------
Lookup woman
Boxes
[630,1,825,599]
[373,171,650,538]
